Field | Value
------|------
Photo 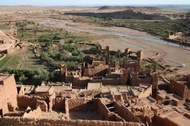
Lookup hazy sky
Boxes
[0,0,189,6]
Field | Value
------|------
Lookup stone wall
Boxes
[0,117,143,126]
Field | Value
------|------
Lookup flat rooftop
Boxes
[35,86,51,92]
[87,82,102,90]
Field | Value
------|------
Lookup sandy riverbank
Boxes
[46,19,190,75]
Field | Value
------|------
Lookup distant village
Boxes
[0,29,190,126]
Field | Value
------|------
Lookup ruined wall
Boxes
[17,95,38,109]
[22,106,41,119]
[169,80,185,98]
[17,95,48,112]
[113,102,140,122]
[124,62,141,72]
[36,100,48,112]
[0,117,144,126]
[130,74,158,88]
[95,99,125,122]
[138,85,152,99]
[52,98,65,111]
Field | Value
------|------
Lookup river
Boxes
[44,19,190,51]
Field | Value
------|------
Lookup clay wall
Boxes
[171,99,185,106]
[2,74,17,107]
[120,76,128,85]
[96,99,110,120]
[66,98,89,111]
[113,95,124,105]
[0,117,143,126]
[17,95,48,112]
[73,78,89,88]
[17,95,38,109]
[123,61,141,72]
[184,113,190,119]
[35,86,54,97]
[91,79,121,85]
[0,85,8,114]
[138,85,152,99]
[0,74,17,114]
[83,65,109,77]
[184,89,190,99]
[22,106,41,119]
[52,97,65,111]
[96,99,125,121]
[73,76,127,88]
[91,76,127,85]
[169,79,185,98]
[113,102,140,122]
[65,75,73,83]
[154,115,179,126]
[130,74,158,88]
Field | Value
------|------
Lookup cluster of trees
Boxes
[96,49,123,66]
[2,68,49,85]
[37,33,62,42]
[40,43,84,69]
[69,16,190,38]
[142,62,159,72]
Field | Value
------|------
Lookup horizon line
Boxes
[0,4,190,7]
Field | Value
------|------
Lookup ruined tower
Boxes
[105,46,110,65]
[137,50,143,61]
[60,64,67,82]
[123,48,130,68]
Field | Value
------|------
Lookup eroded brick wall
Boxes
[17,95,48,112]
[0,117,144,126]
